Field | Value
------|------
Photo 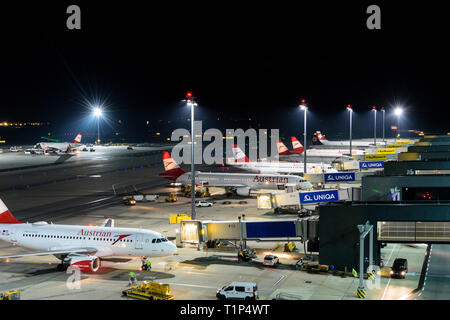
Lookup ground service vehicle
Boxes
[145,194,159,201]
[196,200,213,207]
[169,213,191,224]
[238,248,257,262]
[0,290,21,300]
[263,255,279,266]
[216,282,258,300]
[122,196,137,205]
[390,258,408,278]
[165,194,178,202]
[122,281,174,300]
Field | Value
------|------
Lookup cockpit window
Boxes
[156,239,161,243]
[152,239,156,243]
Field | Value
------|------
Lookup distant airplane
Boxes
[159,151,312,196]
[28,133,83,154]
[0,199,176,272]
[314,131,395,147]
[227,144,338,174]
[279,137,365,158]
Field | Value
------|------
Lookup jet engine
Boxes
[69,255,100,272]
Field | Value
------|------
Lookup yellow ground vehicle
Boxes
[169,213,192,224]
[183,186,211,198]
[165,194,178,202]
[122,196,136,206]
[0,290,21,300]
[122,281,174,300]
[284,241,296,252]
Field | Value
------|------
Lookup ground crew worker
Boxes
[129,271,137,286]
[141,256,148,270]
[146,259,151,271]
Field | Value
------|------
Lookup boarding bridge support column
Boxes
[238,216,244,250]
[242,214,247,249]
[356,221,373,299]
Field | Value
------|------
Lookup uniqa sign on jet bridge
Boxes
[324,172,356,182]
[359,160,385,169]
[299,189,340,204]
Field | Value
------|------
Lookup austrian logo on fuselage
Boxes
[252,176,288,184]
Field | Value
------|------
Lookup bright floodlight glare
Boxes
[300,104,307,110]
[394,107,403,116]
[93,107,102,117]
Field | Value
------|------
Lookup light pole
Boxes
[186,92,198,220]
[299,99,308,174]
[394,107,403,143]
[381,107,385,143]
[93,107,102,144]
[347,105,353,157]
[372,106,377,145]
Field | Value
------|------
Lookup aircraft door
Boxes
[135,234,143,249]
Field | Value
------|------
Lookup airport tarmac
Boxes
[0,145,427,300]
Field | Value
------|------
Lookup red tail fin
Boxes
[316,131,327,141]
[0,200,22,224]
[159,151,186,181]
[232,144,250,162]
[291,136,305,154]
[72,133,82,144]
[278,140,291,155]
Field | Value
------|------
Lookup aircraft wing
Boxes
[0,247,99,259]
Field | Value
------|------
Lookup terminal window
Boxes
[378,221,450,242]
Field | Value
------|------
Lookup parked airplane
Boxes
[280,137,365,158]
[31,133,83,154]
[314,131,393,147]
[0,199,176,272]
[159,151,312,196]
[228,144,338,174]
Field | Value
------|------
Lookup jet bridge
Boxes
[179,217,319,244]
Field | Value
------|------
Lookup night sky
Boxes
[1,2,449,144]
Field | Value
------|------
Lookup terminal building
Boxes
[319,134,450,271]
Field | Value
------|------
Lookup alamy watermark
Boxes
[66,266,81,290]
[171,121,280,165]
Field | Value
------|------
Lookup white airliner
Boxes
[280,137,365,158]
[31,133,83,154]
[314,131,394,147]
[0,199,177,272]
[159,151,312,196]
[228,144,338,174]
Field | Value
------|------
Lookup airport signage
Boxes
[376,148,396,154]
[397,140,411,145]
[359,161,384,169]
[300,190,339,204]
[324,172,355,182]
[386,144,404,148]
[365,154,387,161]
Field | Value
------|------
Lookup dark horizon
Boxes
[1,2,449,144]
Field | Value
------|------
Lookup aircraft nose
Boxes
[302,181,313,189]
[168,242,178,254]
